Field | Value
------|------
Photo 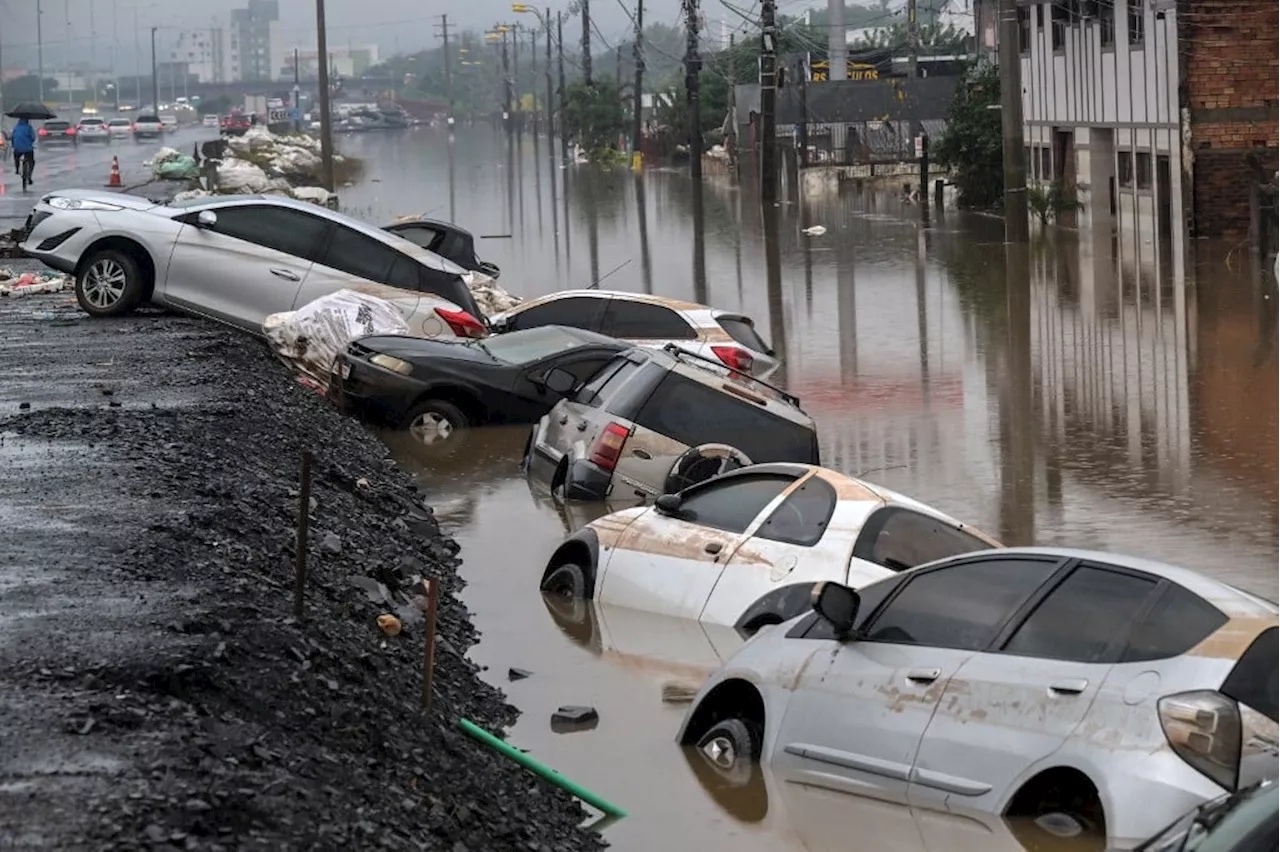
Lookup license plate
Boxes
[339,361,352,379]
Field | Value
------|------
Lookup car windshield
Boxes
[468,326,592,365]
[1141,784,1279,852]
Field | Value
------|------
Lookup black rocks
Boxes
[550,706,599,734]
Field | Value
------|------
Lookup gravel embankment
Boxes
[0,296,604,851]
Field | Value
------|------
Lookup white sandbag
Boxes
[290,186,333,205]
[263,290,411,384]
[215,158,271,194]
[460,270,522,316]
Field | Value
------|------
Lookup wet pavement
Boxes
[349,127,1278,850]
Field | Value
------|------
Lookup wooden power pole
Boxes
[997,0,1028,241]
[631,0,644,170]
[682,0,702,183]
[759,0,778,205]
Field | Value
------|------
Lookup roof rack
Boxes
[660,343,803,409]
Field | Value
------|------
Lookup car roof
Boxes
[392,216,475,238]
[506,324,625,347]
[637,346,813,424]
[513,289,710,314]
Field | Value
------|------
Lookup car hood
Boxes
[354,335,497,364]
[41,189,161,212]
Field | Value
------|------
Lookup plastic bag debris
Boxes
[155,155,199,180]
[263,289,411,385]
[290,186,333,205]
[461,270,522,316]
[377,614,402,637]
[0,268,72,297]
[801,225,827,236]
[215,159,272,194]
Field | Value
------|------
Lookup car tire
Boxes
[540,561,588,599]
[75,248,146,318]
[401,399,469,454]
[694,719,761,789]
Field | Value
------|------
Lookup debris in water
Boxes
[377,614,402,637]
[508,667,532,681]
[550,705,599,734]
[801,225,827,236]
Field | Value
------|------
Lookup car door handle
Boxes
[269,267,300,282]
[1049,679,1089,695]
[906,668,941,684]
[704,542,723,555]
[632,449,651,459]
[558,415,568,425]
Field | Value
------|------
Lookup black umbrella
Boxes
[5,102,56,120]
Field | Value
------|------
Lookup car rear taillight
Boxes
[1158,690,1243,790]
[38,128,47,136]
[434,307,487,339]
[66,127,76,135]
[588,422,630,472]
[711,345,754,373]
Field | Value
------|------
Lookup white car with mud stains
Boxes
[538,463,1001,629]
[676,548,1279,850]
[488,290,780,378]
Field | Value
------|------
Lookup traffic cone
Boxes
[106,156,122,188]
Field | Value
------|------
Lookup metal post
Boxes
[315,0,336,191]
[631,0,644,169]
[919,132,930,215]
[512,24,521,136]
[907,0,919,78]
[133,5,140,106]
[150,27,158,114]
[440,15,454,123]
[581,0,592,84]
[827,0,846,80]
[293,47,301,132]
[90,0,97,107]
[545,10,554,145]
[797,56,809,167]
[500,30,512,136]
[760,0,778,205]
[997,0,1029,242]
[529,28,537,137]
[557,12,569,164]
[65,0,72,108]
[37,0,45,103]
[683,0,702,183]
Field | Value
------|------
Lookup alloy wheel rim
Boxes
[409,412,453,445]
[83,259,127,308]
[702,736,737,769]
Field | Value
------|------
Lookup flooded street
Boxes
[351,127,1276,851]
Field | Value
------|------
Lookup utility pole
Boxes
[437,14,454,124]
[580,0,592,84]
[760,0,779,205]
[631,0,644,169]
[293,47,302,132]
[112,0,120,111]
[499,27,512,135]
[64,0,72,108]
[512,24,520,135]
[797,55,809,167]
[150,27,158,113]
[907,0,919,78]
[827,0,846,80]
[315,0,336,192]
[683,0,701,183]
[90,0,97,105]
[997,0,1028,241]
[529,28,537,136]
[545,9,554,145]
[557,12,569,163]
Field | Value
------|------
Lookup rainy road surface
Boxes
[345,127,1278,851]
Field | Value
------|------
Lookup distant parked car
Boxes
[74,117,110,143]
[132,114,164,140]
[39,120,77,145]
[540,463,1001,628]
[489,290,777,378]
[1136,779,1277,852]
[201,114,220,128]
[159,114,178,132]
[21,191,488,342]
[221,114,252,135]
[525,344,819,502]
[106,118,133,139]
[333,325,632,451]
[677,548,1278,850]
[382,216,501,280]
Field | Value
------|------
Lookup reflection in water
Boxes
[504,138,515,234]
[1001,241,1036,545]
[635,175,653,293]
[586,172,601,284]
[549,145,561,272]
[763,205,788,390]
[446,134,456,222]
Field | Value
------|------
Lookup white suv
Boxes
[677,548,1278,849]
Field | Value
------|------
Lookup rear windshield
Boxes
[633,372,819,464]
[1221,627,1278,722]
[137,115,160,122]
[717,315,771,354]
[108,119,131,126]
[45,122,70,130]
[80,118,104,125]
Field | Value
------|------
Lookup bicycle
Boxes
[18,151,34,193]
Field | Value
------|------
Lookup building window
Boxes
[1051,1,1069,50]
[1041,147,1053,179]
[1135,151,1152,189]
[1017,6,1031,52]
[1118,151,1133,187]
[1127,0,1144,45]
[1036,4,1045,28]
[1024,146,1032,172]
[1100,0,1116,47]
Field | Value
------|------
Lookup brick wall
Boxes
[1182,0,1279,238]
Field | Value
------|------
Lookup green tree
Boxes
[3,76,59,104]
[564,79,626,159]
[932,61,1003,209]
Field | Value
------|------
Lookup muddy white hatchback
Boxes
[676,548,1279,849]
[539,462,1000,629]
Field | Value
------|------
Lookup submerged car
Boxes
[21,191,488,340]
[539,463,1001,628]
[489,290,777,378]
[525,345,819,503]
[383,215,501,280]
[333,325,630,449]
[677,548,1279,849]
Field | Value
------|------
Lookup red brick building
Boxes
[1180,0,1277,239]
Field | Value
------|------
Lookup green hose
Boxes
[458,718,628,819]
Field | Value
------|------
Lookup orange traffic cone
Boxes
[106,156,122,188]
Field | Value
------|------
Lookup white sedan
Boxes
[538,463,1001,629]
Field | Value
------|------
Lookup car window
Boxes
[633,372,817,464]
[419,266,484,319]
[754,474,837,547]
[580,358,639,409]
[677,473,795,535]
[557,355,615,385]
[510,297,603,332]
[209,206,329,261]
[793,573,906,641]
[479,326,591,364]
[1001,566,1157,663]
[1221,627,1278,722]
[716,316,771,353]
[385,255,422,291]
[319,225,399,282]
[1121,583,1228,663]
[599,300,697,340]
[390,225,443,251]
[436,231,474,264]
[854,507,994,572]
[863,558,1060,651]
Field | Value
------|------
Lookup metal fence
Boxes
[775,119,948,167]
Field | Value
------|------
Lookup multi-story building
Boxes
[284,45,380,80]
[230,0,283,82]
[169,30,218,84]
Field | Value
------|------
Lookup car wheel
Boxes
[540,561,588,598]
[401,400,469,452]
[75,249,145,317]
[694,719,761,788]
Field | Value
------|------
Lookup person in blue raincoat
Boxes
[11,118,36,179]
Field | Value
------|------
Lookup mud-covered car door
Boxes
[596,472,795,621]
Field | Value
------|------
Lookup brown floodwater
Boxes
[354,127,1278,851]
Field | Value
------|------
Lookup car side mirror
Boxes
[654,494,682,516]
[811,581,860,637]
[197,210,217,228]
[543,368,577,395]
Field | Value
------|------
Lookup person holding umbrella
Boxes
[5,102,56,190]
